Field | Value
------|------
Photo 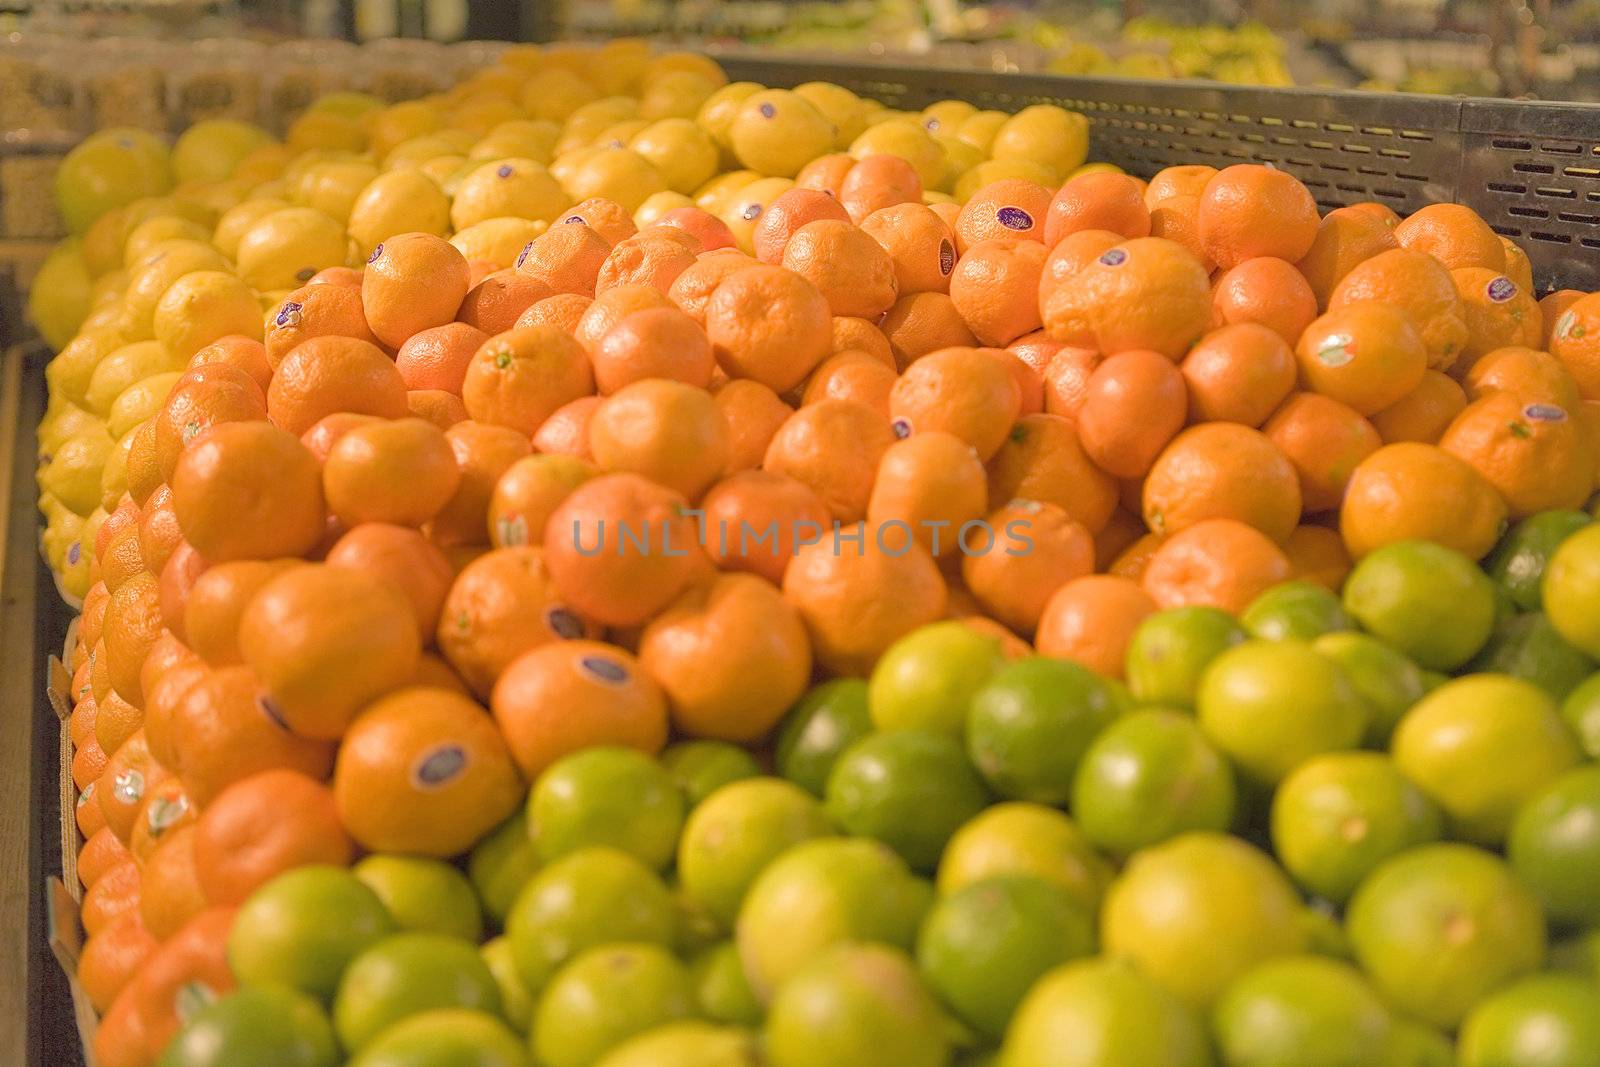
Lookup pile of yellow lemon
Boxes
[30,40,1107,602]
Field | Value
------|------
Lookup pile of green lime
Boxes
[165,511,1600,1067]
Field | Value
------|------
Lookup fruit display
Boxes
[24,34,1600,1067]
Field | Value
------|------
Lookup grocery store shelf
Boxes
[0,340,79,1067]
[719,53,1600,291]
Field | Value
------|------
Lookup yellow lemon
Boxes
[295,159,380,224]
[84,340,184,417]
[955,109,1010,153]
[451,217,549,270]
[348,170,451,256]
[451,157,571,229]
[233,142,295,186]
[470,120,562,165]
[40,425,114,516]
[629,118,719,195]
[693,169,762,214]
[695,81,763,165]
[795,81,870,149]
[153,270,264,359]
[122,215,210,268]
[384,134,466,171]
[728,90,835,179]
[633,191,696,227]
[954,158,1059,202]
[920,99,979,137]
[368,100,447,160]
[589,119,652,150]
[235,206,348,290]
[990,104,1090,184]
[120,240,233,341]
[639,71,718,121]
[26,238,93,350]
[557,146,666,213]
[719,176,795,256]
[99,427,134,512]
[107,371,181,439]
[172,119,276,184]
[213,197,290,260]
[287,110,368,154]
[850,119,947,189]
[520,69,602,124]
[47,325,124,409]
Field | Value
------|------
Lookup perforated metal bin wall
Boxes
[719,56,1600,293]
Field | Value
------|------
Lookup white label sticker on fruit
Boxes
[112,768,145,805]
[496,514,528,547]
[1316,337,1354,367]
[1557,309,1583,341]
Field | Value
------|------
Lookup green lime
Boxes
[1195,640,1369,784]
[1311,631,1426,745]
[1387,1021,1456,1067]
[333,933,501,1051]
[504,847,678,995]
[1420,669,1450,692]
[661,741,761,807]
[1544,524,1600,657]
[1342,540,1497,670]
[867,620,1007,736]
[1102,676,1135,715]
[677,777,833,927]
[689,941,762,1027]
[532,943,694,1067]
[1508,764,1600,928]
[1211,955,1393,1067]
[1560,673,1600,758]
[966,657,1119,804]
[529,747,685,870]
[937,802,1111,915]
[1124,606,1247,710]
[595,1022,762,1067]
[1241,580,1357,642]
[1393,673,1581,845]
[228,865,397,1000]
[346,1009,528,1067]
[467,811,540,928]
[355,855,484,942]
[1466,611,1596,699]
[1489,509,1592,611]
[1269,752,1442,905]
[735,837,931,1000]
[1459,973,1600,1067]
[158,986,338,1067]
[1070,709,1236,856]
[763,944,951,1067]
[825,729,990,870]
[672,885,723,959]
[774,679,873,797]
[916,875,1095,1040]
[1346,843,1546,1029]
[999,957,1213,1067]
[1299,907,1351,960]
[481,936,534,1033]
[1100,832,1309,1009]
